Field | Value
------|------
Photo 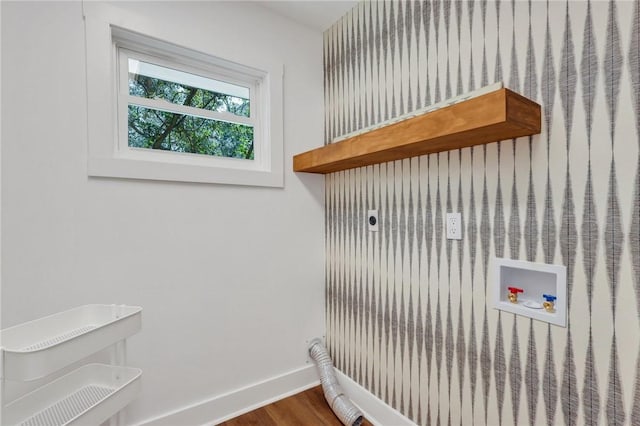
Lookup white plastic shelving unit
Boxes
[1,304,142,426]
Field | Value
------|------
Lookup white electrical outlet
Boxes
[446,212,462,239]
[368,209,379,232]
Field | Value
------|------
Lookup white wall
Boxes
[1,1,325,423]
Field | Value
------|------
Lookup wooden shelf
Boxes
[293,88,541,174]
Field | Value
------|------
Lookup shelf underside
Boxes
[293,88,541,174]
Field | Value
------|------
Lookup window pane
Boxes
[129,59,250,118]
[128,105,254,160]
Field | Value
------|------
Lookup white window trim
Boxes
[84,2,284,187]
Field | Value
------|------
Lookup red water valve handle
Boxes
[507,287,523,294]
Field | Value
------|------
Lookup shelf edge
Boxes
[294,88,541,174]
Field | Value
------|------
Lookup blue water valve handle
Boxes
[542,294,557,302]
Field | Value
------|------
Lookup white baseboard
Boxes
[335,370,416,426]
[134,363,415,426]
[135,365,319,426]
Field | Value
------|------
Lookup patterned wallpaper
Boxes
[323,1,639,425]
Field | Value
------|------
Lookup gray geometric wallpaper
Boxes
[323,1,640,424]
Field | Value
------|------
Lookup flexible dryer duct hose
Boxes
[308,339,364,426]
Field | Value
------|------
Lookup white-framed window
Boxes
[84,4,283,187]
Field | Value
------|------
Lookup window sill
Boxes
[88,156,283,187]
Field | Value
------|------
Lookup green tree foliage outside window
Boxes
[128,74,254,160]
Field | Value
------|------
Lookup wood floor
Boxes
[218,386,373,425]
